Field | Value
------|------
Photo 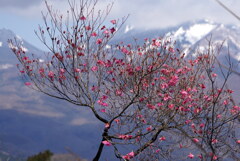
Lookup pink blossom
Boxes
[199,123,205,128]
[119,134,133,140]
[212,139,218,144]
[168,47,175,53]
[66,55,72,58]
[122,155,130,160]
[163,94,171,101]
[153,41,161,47]
[194,108,201,114]
[25,82,31,86]
[193,138,199,143]
[159,76,166,80]
[107,70,113,74]
[91,86,98,91]
[180,90,188,97]
[191,123,195,129]
[179,144,183,148]
[91,66,98,71]
[146,126,152,131]
[48,71,54,78]
[101,102,108,107]
[122,151,134,160]
[223,100,228,105]
[160,69,170,75]
[102,140,112,146]
[85,26,91,30]
[179,106,185,111]
[159,136,166,141]
[22,56,29,61]
[97,100,108,107]
[236,140,240,144]
[100,109,106,113]
[199,83,206,89]
[74,68,81,73]
[91,32,97,37]
[157,102,164,107]
[188,153,194,159]
[185,120,191,124]
[96,39,102,44]
[101,95,108,100]
[155,149,160,153]
[60,68,65,73]
[135,66,142,71]
[101,25,106,30]
[233,106,240,110]
[128,151,134,157]
[212,155,218,160]
[198,154,203,159]
[105,123,110,128]
[103,30,109,34]
[39,68,45,77]
[212,73,217,77]
[80,16,86,20]
[115,90,122,96]
[160,83,168,89]
[114,119,120,124]
[110,19,116,24]
[217,114,222,119]
[139,97,145,102]
[168,75,179,86]
[147,104,156,110]
[227,89,233,93]
[110,27,116,34]
[141,119,147,124]
[97,60,105,66]
[77,52,85,56]
[168,104,175,110]
[176,68,183,74]
[121,47,129,54]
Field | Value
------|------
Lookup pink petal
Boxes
[25,82,31,86]
[102,140,111,146]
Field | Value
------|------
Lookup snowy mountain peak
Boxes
[0,28,43,64]
[170,20,219,45]
[124,25,134,33]
[0,28,27,48]
[0,28,16,47]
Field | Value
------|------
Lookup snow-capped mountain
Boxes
[117,19,240,58]
[0,28,43,66]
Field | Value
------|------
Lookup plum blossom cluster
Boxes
[10,34,240,161]
[9,0,240,160]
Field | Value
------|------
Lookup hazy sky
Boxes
[0,0,240,49]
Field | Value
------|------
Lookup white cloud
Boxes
[70,117,96,126]
[0,42,2,47]
[1,0,240,53]
[0,64,14,70]
[2,0,240,32]
[19,109,64,118]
